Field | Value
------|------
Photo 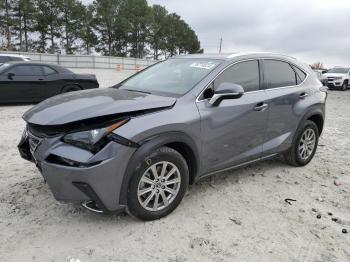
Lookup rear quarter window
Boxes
[42,66,57,75]
[292,65,307,84]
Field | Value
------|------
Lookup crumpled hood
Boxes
[23,88,176,125]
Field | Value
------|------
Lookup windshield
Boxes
[119,58,222,96]
[0,63,11,73]
[328,68,349,74]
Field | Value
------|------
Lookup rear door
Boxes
[0,64,44,102]
[197,60,269,174]
[262,59,308,155]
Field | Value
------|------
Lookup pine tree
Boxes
[11,0,35,51]
[60,0,84,54]
[78,4,97,54]
[33,0,62,53]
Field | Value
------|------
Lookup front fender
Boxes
[118,131,200,205]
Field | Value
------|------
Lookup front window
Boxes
[8,65,43,76]
[328,68,349,74]
[0,63,11,73]
[213,60,260,92]
[119,58,222,96]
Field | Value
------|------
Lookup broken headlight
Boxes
[62,119,129,152]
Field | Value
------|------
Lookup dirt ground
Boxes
[0,69,349,262]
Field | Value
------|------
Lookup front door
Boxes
[197,60,269,174]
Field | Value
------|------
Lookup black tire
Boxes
[341,80,348,91]
[61,85,81,93]
[127,146,189,221]
[284,120,319,167]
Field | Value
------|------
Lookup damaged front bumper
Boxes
[18,127,137,213]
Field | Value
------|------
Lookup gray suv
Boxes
[18,53,327,221]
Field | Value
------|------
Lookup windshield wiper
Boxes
[125,89,152,94]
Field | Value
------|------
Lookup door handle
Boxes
[299,92,308,99]
[254,102,268,111]
[38,78,44,81]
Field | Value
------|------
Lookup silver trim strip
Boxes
[226,52,296,60]
[209,92,241,105]
[196,57,309,103]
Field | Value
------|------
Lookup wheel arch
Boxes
[119,131,200,206]
[307,114,324,135]
[61,83,82,93]
[299,105,325,135]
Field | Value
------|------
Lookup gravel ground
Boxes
[0,69,349,262]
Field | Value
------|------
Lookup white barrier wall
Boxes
[0,51,157,70]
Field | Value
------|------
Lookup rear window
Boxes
[264,60,297,89]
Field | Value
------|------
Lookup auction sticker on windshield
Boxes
[190,62,218,70]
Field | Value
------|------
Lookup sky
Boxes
[81,0,350,67]
[146,0,350,67]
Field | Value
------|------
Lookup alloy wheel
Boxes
[137,161,181,211]
[298,128,316,160]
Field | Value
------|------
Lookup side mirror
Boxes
[209,82,244,106]
[8,72,15,80]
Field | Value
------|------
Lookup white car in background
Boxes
[0,54,31,65]
[323,67,350,91]
[313,69,328,86]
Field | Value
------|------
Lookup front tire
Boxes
[341,80,348,91]
[127,146,189,221]
[284,120,319,167]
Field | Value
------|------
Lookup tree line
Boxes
[0,0,203,59]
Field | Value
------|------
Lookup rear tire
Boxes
[61,85,81,93]
[284,120,319,167]
[127,146,189,221]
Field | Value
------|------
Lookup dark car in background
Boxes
[19,53,326,221]
[0,62,99,103]
[0,54,31,65]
